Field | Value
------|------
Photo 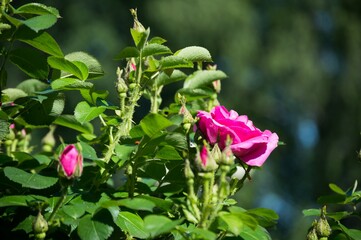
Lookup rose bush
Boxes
[197,105,279,166]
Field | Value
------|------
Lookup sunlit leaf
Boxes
[74,101,106,124]
[183,70,227,89]
[23,14,57,32]
[159,56,193,70]
[54,115,93,134]
[175,46,212,62]
[154,70,187,87]
[65,52,104,79]
[142,43,172,57]
[116,211,148,239]
[16,3,60,17]
[329,183,346,195]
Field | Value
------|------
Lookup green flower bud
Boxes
[184,159,194,179]
[316,217,331,237]
[116,67,128,94]
[34,232,46,240]
[306,227,318,240]
[316,206,332,237]
[32,212,48,234]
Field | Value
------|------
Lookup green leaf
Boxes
[148,37,167,45]
[74,101,106,124]
[0,118,10,141]
[77,214,113,240]
[4,167,58,189]
[114,144,136,160]
[302,208,321,217]
[2,88,27,102]
[175,46,212,62]
[130,27,150,48]
[23,14,57,32]
[116,211,148,239]
[72,61,89,80]
[3,12,22,28]
[16,3,60,17]
[137,195,173,211]
[247,208,278,228]
[17,79,49,95]
[144,215,183,238]
[65,52,103,79]
[329,183,346,195]
[80,88,109,105]
[62,204,86,219]
[51,78,93,90]
[13,215,33,234]
[48,56,87,80]
[10,48,49,79]
[16,27,63,57]
[328,211,352,221]
[155,70,187,87]
[16,93,65,126]
[339,223,361,240]
[54,115,94,134]
[156,146,182,160]
[182,225,217,240]
[140,113,174,137]
[114,46,139,60]
[142,43,172,57]
[104,198,156,212]
[79,141,99,160]
[0,195,46,207]
[176,88,215,101]
[183,70,227,89]
[160,56,193,70]
[139,161,167,181]
[218,212,244,236]
[239,225,271,240]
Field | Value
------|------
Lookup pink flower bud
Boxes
[200,146,208,167]
[59,144,83,178]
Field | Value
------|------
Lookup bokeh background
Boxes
[23,0,361,239]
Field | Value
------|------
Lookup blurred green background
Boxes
[16,0,361,239]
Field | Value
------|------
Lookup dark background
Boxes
[15,0,361,239]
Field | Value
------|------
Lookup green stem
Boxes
[199,172,214,228]
[47,186,68,223]
[127,160,137,198]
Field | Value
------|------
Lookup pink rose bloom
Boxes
[59,144,83,178]
[196,106,279,167]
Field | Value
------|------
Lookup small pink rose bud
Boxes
[196,145,218,172]
[200,146,208,167]
[59,144,83,179]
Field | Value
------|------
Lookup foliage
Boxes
[0,2,280,239]
[304,181,361,240]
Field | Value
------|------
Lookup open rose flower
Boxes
[59,144,83,178]
[196,106,279,167]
